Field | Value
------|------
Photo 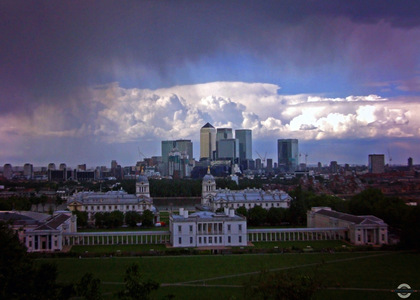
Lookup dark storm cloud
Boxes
[1,0,419,114]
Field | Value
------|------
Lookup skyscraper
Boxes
[217,138,239,162]
[235,129,252,163]
[216,128,233,141]
[368,154,385,174]
[200,122,216,160]
[277,139,299,172]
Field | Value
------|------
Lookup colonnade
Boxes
[248,228,346,242]
[63,231,170,246]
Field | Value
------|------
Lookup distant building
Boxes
[368,154,385,174]
[216,128,233,141]
[59,163,67,170]
[168,147,190,178]
[255,158,262,170]
[277,139,298,172]
[217,138,239,163]
[330,161,338,173]
[170,208,247,248]
[162,140,193,176]
[266,159,273,171]
[48,163,56,171]
[0,211,77,252]
[408,157,413,170]
[307,207,388,245]
[3,164,13,179]
[67,174,159,223]
[23,163,33,179]
[235,129,252,169]
[200,122,216,160]
[201,169,291,211]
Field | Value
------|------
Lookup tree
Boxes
[109,211,124,228]
[125,211,142,227]
[141,210,154,227]
[0,221,73,299]
[117,263,159,300]
[74,211,88,228]
[94,212,105,228]
[267,207,285,226]
[289,186,307,225]
[236,206,248,218]
[248,205,267,226]
[244,270,322,300]
[76,272,102,300]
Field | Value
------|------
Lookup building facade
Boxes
[200,122,216,160]
[0,211,77,252]
[368,154,385,174]
[170,208,247,248]
[277,139,299,172]
[235,129,252,169]
[307,207,388,245]
[67,175,159,223]
[201,169,291,211]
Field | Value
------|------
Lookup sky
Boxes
[1,1,420,168]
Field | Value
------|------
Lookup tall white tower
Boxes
[136,171,150,198]
[201,167,217,205]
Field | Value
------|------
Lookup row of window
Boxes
[177,223,242,233]
[178,235,243,245]
[84,205,150,211]
[216,202,286,209]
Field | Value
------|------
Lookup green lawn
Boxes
[36,251,420,299]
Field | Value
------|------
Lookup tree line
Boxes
[73,209,155,228]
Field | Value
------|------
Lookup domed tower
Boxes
[136,170,150,198]
[202,166,216,205]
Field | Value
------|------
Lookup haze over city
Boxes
[1,1,419,167]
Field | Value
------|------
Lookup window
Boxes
[97,206,100,210]
[198,223,202,232]
[178,225,182,233]
[239,236,242,243]
[29,241,32,248]
[227,224,231,231]
[204,237,207,243]
[228,236,231,243]
[382,234,385,241]
[189,225,193,233]
[219,236,222,243]
[190,237,193,244]
[114,205,118,209]
[238,224,242,231]
[199,237,202,244]
[357,235,361,242]
[54,240,58,247]
[178,237,182,244]
[126,205,129,209]
[209,237,212,243]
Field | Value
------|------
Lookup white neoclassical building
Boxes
[0,210,77,252]
[67,174,159,223]
[201,169,291,211]
[307,207,388,245]
[170,208,247,248]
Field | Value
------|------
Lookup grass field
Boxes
[37,251,420,299]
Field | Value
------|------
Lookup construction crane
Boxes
[387,148,392,165]
[138,147,146,161]
[256,151,267,168]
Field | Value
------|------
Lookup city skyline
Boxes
[1,2,419,167]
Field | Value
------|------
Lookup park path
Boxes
[159,251,394,287]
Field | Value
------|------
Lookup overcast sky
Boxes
[1,1,419,168]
